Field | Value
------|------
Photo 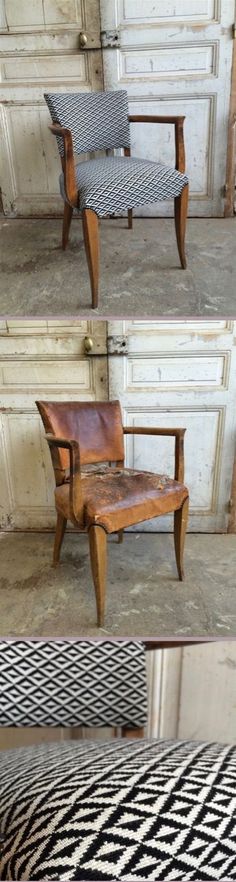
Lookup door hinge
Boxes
[232,23,236,39]
[101,29,120,49]
[108,335,128,355]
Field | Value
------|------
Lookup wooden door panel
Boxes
[101,0,234,216]
[147,642,236,743]
[121,1,217,24]
[0,320,108,529]
[0,0,103,215]
[108,320,236,532]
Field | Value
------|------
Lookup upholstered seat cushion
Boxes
[59,155,189,217]
[55,467,188,532]
[1,737,235,881]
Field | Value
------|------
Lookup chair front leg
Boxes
[53,513,67,567]
[89,525,107,626]
[62,202,73,250]
[174,496,189,581]
[82,208,100,309]
[174,182,189,269]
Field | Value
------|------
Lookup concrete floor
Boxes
[0,531,235,638]
[0,216,236,317]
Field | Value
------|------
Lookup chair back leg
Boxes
[174,182,189,269]
[62,203,73,250]
[88,525,107,626]
[174,496,189,581]
[117,529,124,544]
[82,208,100,309]
[122,727,145,738]
[128,209,133,229]
[53,513,67,567]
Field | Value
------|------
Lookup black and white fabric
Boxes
[59,155,188,217]
[44,90,130,155]
[45,89,188,216]
[0,737,236,881]
[0,640,147,728]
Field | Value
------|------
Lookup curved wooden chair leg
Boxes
[174,496,189,581]
[117,529,124,544]
[128,209,133,229]
[89,525,107,626]
[53,513,67,567]
[174,183,189,269]
[82,208,100,309]
[62,202,73,250]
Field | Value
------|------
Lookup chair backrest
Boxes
[44,90,130,156]
[0,640,147,728]
[36,400,124,475]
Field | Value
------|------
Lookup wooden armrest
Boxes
[128,115,186,173]
[123,427,185,437]
[129,115,185,124]
[123,427,186,483]
[45,434,82,521]
[49,124,78,206]
[144,639,210,649]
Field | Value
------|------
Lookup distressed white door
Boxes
[0,319,107,529]
[108,320,236,532]
[147,642,236,743]
[0,0,103,216]
[101,0,235,216]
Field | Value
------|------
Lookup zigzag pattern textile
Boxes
[0,640,147,728]
[0,738,236,880]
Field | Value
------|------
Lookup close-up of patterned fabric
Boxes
[0,640,147,727]
[0,737,235,881]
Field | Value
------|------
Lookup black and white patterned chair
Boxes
[1,640,235,882]
[44,90,189,308]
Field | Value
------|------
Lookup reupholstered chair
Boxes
[0,639,235,882]
[44,90,189,308]
[36,399,189,627]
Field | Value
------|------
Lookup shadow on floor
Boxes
[0,217,236,316]
[0,531,235,637]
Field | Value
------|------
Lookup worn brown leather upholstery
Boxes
[36,400,124,469]
[36,399,189,626]
[55,467,188,533]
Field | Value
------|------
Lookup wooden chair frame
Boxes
[46,425,189,628]
[49,115,189,308]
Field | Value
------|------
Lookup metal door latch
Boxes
[101,29,120,49]
[108,335,128,355]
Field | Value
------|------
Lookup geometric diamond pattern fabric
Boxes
[0,641,147,728]
[0,738,235,880]
[59,155,189,217]
[44,90,131,155]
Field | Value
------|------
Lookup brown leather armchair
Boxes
[36,400,189,626]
